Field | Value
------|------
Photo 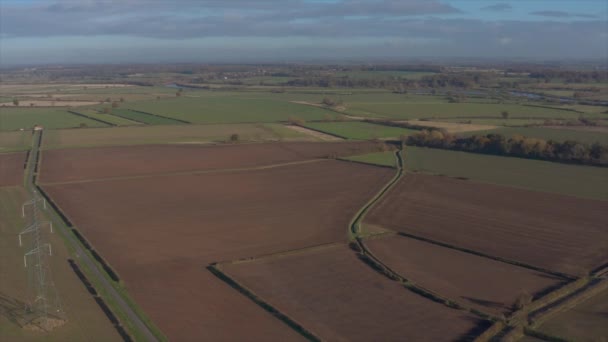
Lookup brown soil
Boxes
[365,173,608,276]
[365,235,566,316]
[0,152,25,187]
[222,244,485,341]
[42,161,393,340]
[39,141,383,183]
[284,124,343,141]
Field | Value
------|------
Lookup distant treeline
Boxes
[528,70,608,83]
[405,130,608,167]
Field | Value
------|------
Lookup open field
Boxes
[364,235,566,316]
[0,131,31,152]
[124,96,339,123]
[343,151,396,167]
[41,123,310,149]
[344,102,601,120]
[72,110,142,126]
[41,160,393,340]
[0,108,107,131]
[39,141,384,183]
[365,173,608,276]
[0,152,26,187]
[0,186,121,342]
[404,146,608,200]
[109,109,185,125]
[303,121,418,140]
[1,100,100,107]
[404,120,497,133]
[222,244,486,341]
[536,286,608,341]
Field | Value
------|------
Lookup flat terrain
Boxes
[0,187,121,342]
[303,121,418,140]
[365,235,566,316]
[222,244,486,341]
[404,120,497,133]
[124,96,339,123]
[0,152,25,187]
[0,108,107,131]
[537,286,608,341]
[39,141,383,183]
[41,123,309,150]
[344,151,396,167]
[0,131,31,152]
[365,173,608,276]
[477,126,608,144]
[42,160,393,340]
[108,109,184,125]
[405,146,608,200]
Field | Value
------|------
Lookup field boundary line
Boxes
[107,110,150,125]
[28,130,165,342]
[214,241,346,266]
[393,231,575,280]
[67,110,116,126]
[336,156,396,169]
[129,109,191,124]
[39,158,329,186]
[207,264,321,342]
[297,123,350,139]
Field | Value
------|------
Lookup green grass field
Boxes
[0,186,121,341]
[404,146,608,200]
[42,123,310,149]
[110,108,185,125]
[0,131,32,152]
[304,121,418,140]
[343,151,396,167]
[345,102,599,120]
[75,109,142,126]
[0,108,107,131]
[124,96,339,124]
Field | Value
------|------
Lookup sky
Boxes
[0,0,606,65]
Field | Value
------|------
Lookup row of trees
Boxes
[405,130,608,166]
[529,70,608,84]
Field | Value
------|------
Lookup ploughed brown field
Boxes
[365,173,608,276]
[0,152,25,187]
[39,141,385,183]
[222,244,486,341]
[365,235,566,316]
[41,159,393,341]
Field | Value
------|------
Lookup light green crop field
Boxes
[537,287,608,341]
[0,186,121,341]
[42,123,310,149]
[74,109,142,126]
[345,102,598,120]
[0,131,32,152]
[404,146,608,200]
[304,121,418,140]
[0,108,107,131]
[124,96,339,123]
[472,126,608,144]
[110,108,184,125]
[343,151,396,167]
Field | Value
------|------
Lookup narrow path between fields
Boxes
[27,131,161,342]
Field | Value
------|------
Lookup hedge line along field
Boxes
[124,96,341,123]
[404,146,608,200]
[41,160,394,340]
[364,235,566,316]
[364,173,608,276]
[0,152,26,187]
[39,141,385,183]
[479,126,608,145]
[0,107,108,131]
[303,121,419,140]
[344,102,599,120]
[221,244,486,341]
[0,187,121,342]
[109,108,185,125]
[75,109,143,126]
[41,123,311,150]
[0,130,31,152]
[343,151,396,167]
[536,287,608,341]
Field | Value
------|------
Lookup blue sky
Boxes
[0,0,606,65]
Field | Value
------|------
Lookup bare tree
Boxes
[12,99,19,106]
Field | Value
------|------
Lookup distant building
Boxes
[33,125,44,131]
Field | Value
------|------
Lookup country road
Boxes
[26,130,160,342]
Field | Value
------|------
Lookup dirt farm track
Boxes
[40,143,394,340]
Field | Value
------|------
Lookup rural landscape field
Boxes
[1,0,607,341]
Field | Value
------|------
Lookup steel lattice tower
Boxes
[19,190,65,329]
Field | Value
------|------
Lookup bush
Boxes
[229,133,239,142]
